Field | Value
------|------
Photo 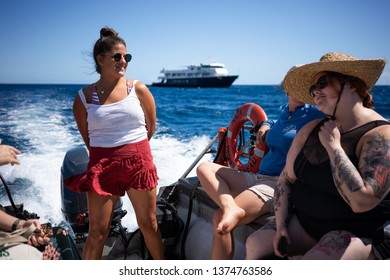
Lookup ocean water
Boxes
[1,84,389,230]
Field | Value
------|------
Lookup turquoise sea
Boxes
[1,84,389,229]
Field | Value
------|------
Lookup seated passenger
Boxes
[0,141,51,259]
[0,141,79,260]
[196,67,324,259]
[245,52,390,260]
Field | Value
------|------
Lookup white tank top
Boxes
[78,80,147,147]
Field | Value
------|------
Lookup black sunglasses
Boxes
[309,75,330,98]
[108,53,132,62]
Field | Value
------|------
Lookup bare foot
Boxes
[216,206,245,235]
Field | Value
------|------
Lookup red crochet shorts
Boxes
[64,139,158,196]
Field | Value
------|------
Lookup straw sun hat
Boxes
[283,52,386,105]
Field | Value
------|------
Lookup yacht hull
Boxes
[151,75,239,88]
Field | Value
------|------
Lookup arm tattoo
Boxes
[274,170,294,227]
[273,181,283,212]
[330,148,359,205]
[331,132,390,204]
[361,132,390,199]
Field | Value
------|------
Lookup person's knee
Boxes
[196,162,208,177]
[138,215,159,233]
[320,230,353,242]
[88,223,110,241]
[197,162,217,177]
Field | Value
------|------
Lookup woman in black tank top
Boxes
[245,52,390,260]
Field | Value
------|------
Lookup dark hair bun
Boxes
[100,27,118,39]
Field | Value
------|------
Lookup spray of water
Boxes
[0,134,213,231]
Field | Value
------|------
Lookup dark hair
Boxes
[93,27,126,74]
[327,71,374,109]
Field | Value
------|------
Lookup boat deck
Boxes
[160,176,273,259]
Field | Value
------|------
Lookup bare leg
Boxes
[197,162,276,259]
[211,209,234,259]
[83,192,117,259]
[196,162,250,235]
[127,188,164,260]
[245,219,277,259]
[302,230,375,260]
[211,189,271,259]
[246,214,317,259]
[220,189,272,233]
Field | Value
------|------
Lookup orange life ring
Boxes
[225,102,268,172]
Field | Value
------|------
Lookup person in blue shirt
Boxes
[196,70,325,259]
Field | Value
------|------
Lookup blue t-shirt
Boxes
[258,104,325,176]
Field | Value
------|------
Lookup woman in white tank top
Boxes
[65,27,164,260]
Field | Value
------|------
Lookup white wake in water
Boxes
[0,90,216,231]
[0,134,214,231]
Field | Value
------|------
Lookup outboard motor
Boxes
[61,146,126,238]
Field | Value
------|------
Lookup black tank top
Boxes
[292,119,390,240]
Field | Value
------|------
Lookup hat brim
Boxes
[283,59,386,105]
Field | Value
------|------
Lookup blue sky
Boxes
[1,0,389,85]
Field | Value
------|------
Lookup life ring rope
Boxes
[225,102,269,173]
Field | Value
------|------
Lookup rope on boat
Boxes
[180,179,200,260]
[180,133,219,259]
[0,173,39,220]
[0,173,21,216]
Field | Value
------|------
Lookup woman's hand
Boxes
[273,229,290,258]
[20,220,51,247]
[256,125,270,146]
[319,119,342,151]
[0,140,21,166]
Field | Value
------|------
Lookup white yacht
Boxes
[151,62,239,88]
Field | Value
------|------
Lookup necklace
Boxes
[96,80,120,95]
[97,83,105,95]
[97,83,106,95]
